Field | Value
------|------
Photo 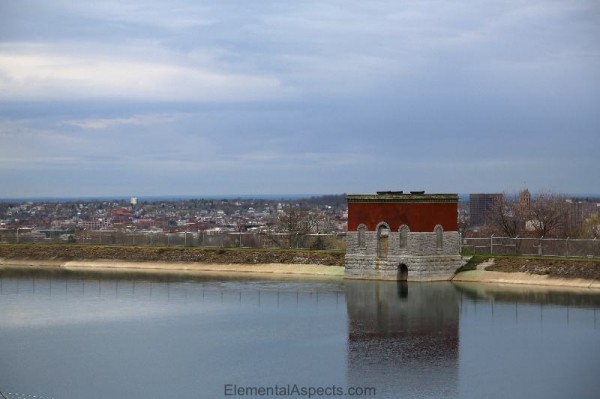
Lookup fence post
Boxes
[538,237,543,256]
[566,237,569,257]
[514,235,518,255]
[490,234,494,255]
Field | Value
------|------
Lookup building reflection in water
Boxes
[345,280,460,399]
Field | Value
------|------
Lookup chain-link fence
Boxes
[0,230,347,251]
[462,236,600,258]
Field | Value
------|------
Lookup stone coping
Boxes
[346,193,458,203]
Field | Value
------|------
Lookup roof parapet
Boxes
[347,192,458,203]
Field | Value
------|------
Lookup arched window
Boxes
[435,225,443,250]
[357,224,367,248]
[399,225,410,250]
[377,222,390,258]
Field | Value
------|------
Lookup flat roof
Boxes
[347,192,458,203]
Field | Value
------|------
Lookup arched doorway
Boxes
[398,264,408,281]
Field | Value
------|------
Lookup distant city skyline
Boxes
[2,191,600,203]
[1,1,599,197]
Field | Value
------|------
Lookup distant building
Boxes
[469,193,502,227]
[345,191,464,281]
[78,219,109,230]
[566,199,600,232]
[518,189,531,209]
[108,207,134,224]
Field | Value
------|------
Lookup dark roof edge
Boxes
[347,194,458,203]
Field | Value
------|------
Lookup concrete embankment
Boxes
[0,258,345,278]
[3,257,596,288]
[1,245,599,288]
[452,257,600,289]
[453,269,600,289]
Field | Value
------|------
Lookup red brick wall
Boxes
[348,202,458,232]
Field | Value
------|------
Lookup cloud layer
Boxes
[1,0,599,197]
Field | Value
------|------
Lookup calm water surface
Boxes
[0,268,598,399]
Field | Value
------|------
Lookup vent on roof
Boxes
[376,191,403,195]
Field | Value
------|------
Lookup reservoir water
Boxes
[0,268,598,399]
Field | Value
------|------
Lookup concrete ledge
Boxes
[0,258,345,278]
[452,269,600,289]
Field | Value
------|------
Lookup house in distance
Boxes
[345,191,465,281]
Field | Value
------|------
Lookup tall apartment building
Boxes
[469,193,503,227]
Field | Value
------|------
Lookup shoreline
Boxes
[0,258,345,279]
[1,258,598,289]
[451,269,600,290]
[451,257,600,289]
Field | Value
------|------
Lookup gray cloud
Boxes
[0,0,599,197]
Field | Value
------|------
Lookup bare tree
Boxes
[488,194,527,237]
[528,192,568,237]
[263,205,336,249]
[278,205,312,248]
[488,191,569,238]
[578,213,600,238]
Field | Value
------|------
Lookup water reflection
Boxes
[0,268,598,399]
[0,268,347,399]
[345,280,460,398]
[0,269,346,330]
[0,266,345,302]
[453,282,600,399]
[454,281,600,309]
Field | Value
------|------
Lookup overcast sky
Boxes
[1,0,599,198]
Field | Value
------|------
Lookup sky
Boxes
[0,0,599,198]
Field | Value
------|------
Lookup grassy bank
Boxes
[0,244,345,266]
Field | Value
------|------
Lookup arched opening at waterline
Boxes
[398,264,408,281]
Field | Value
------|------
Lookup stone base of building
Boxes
[344,254,466,281]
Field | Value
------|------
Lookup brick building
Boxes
[345,191,464,280]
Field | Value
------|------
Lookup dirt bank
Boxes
[0,244,345,279]
[484,256,600,279]
[0,244,345,265]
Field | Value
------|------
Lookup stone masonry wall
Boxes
[346,231,460,257]
[345,231,464,281]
